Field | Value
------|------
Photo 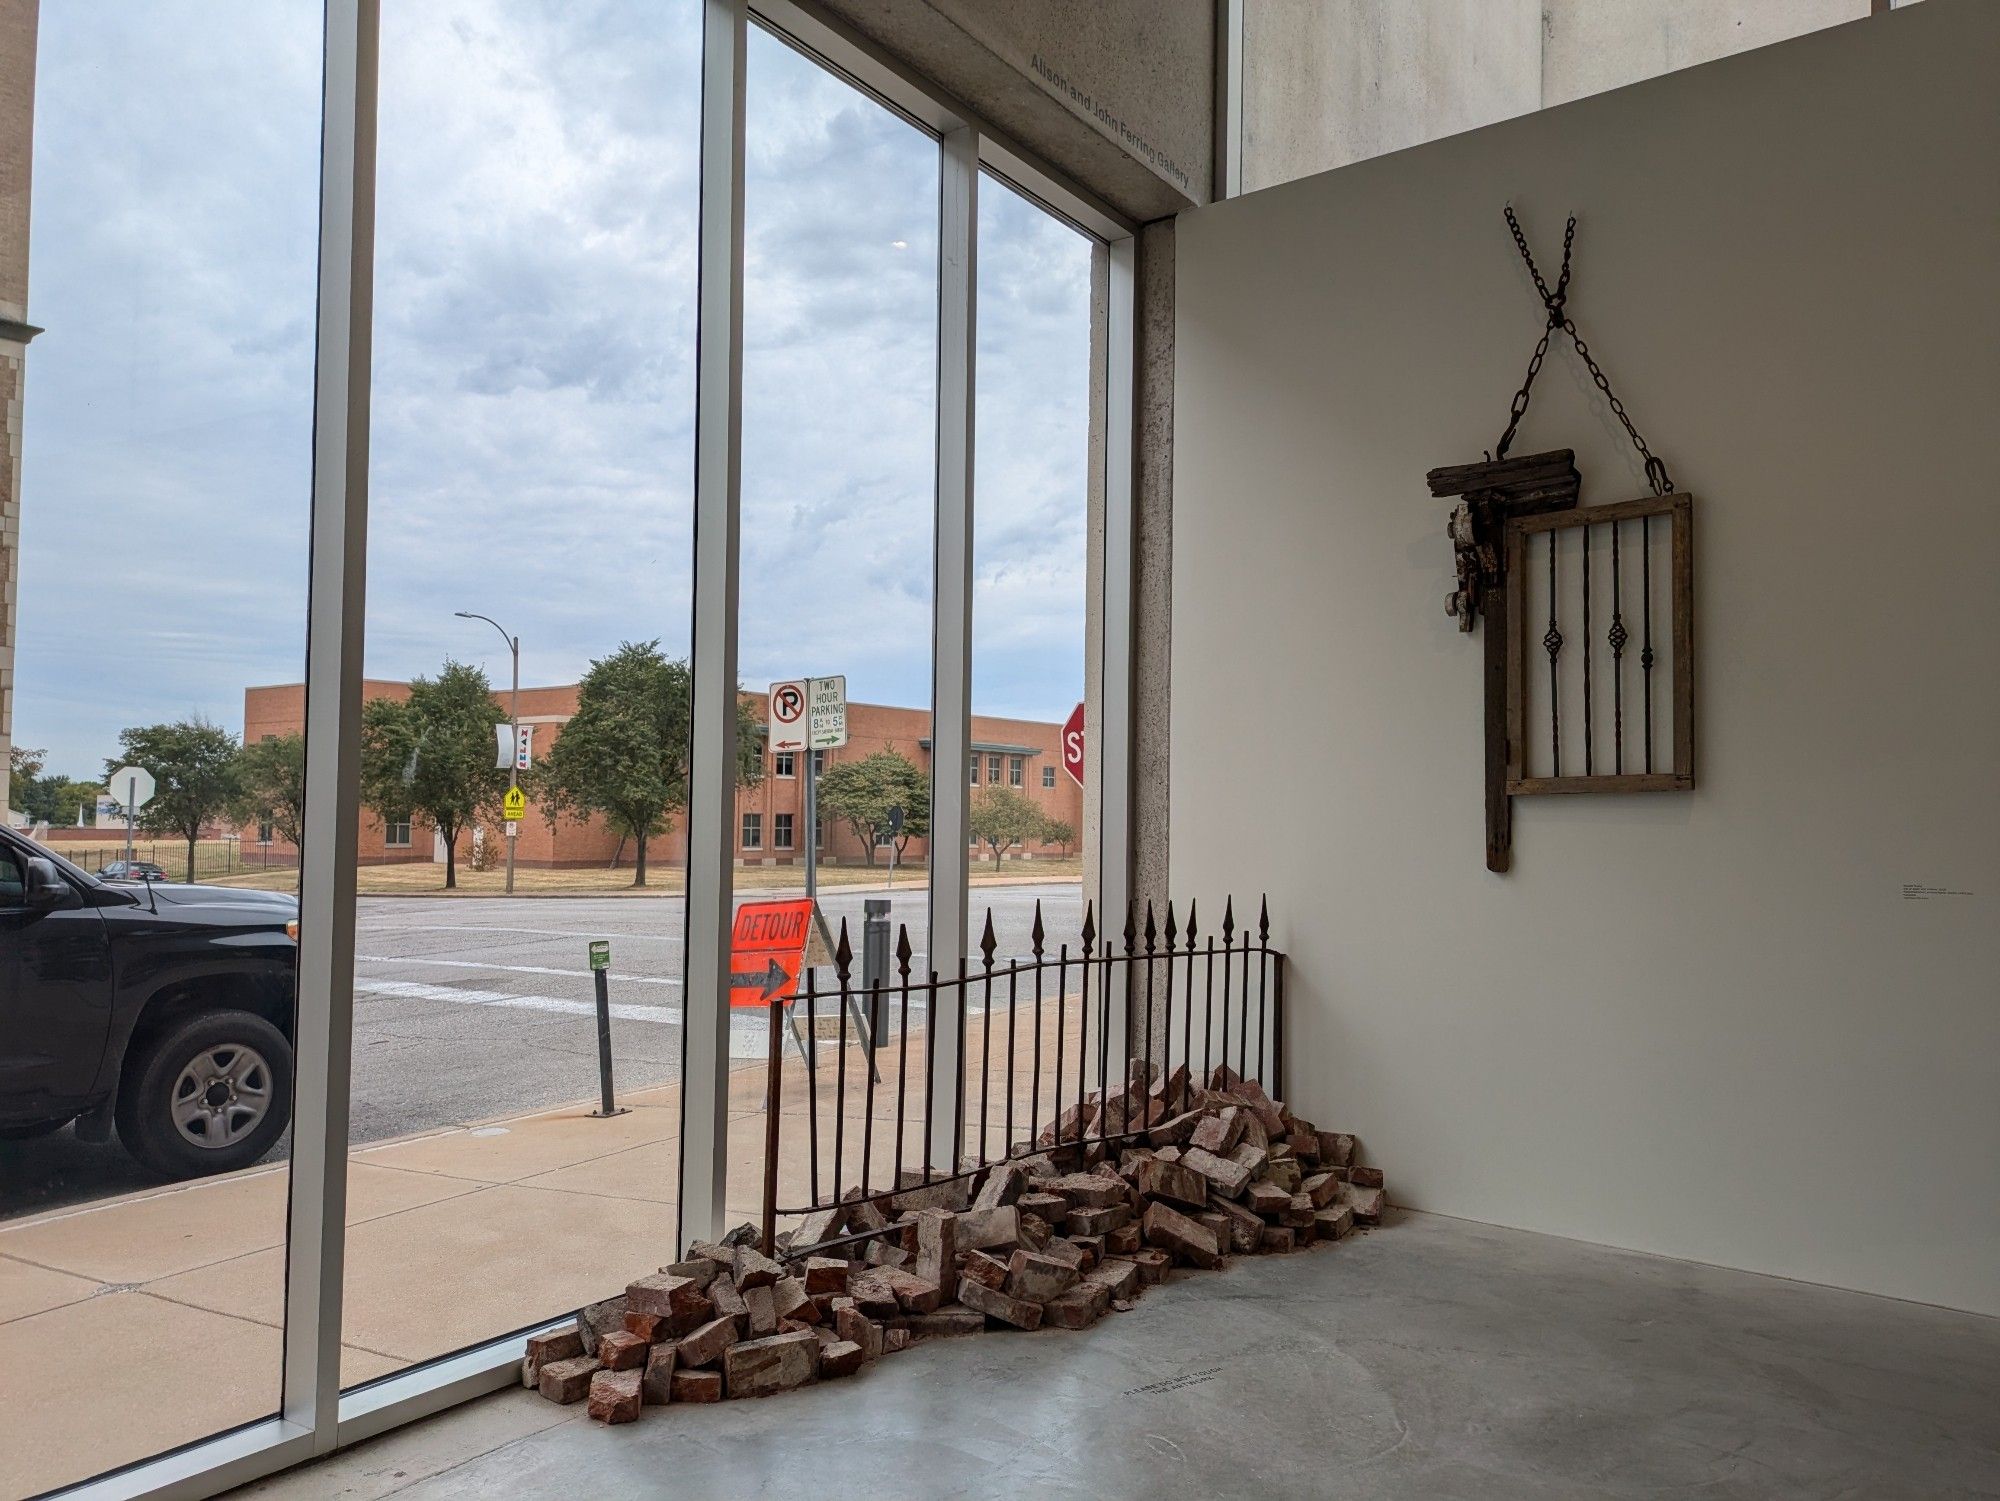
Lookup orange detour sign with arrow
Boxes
[729,899,815,1008]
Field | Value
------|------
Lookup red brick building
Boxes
[238,682,1082,873]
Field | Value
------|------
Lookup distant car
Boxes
[2,827,298,1179]
[98,859,167,882]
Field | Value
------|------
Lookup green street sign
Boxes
[588,940,610,972]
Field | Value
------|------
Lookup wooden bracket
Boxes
[1423,449,1581,872]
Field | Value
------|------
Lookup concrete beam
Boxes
[815,0,1215,219]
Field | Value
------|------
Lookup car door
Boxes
[0,841,116,1121]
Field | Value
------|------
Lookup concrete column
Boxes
[1131,217,1175,1061]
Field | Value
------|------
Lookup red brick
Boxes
[522,1328,584,1385]
[676,1316,739,1369]
[587,1367,643,1424]
[1351,1166,1385,1190]
[537,1355,600,1404]
[724,1330,819,1398]
[1141,1201,1223,1268]
[743,1283,778,1337]
[596,1329,648,1371]
[731,1244,785,1290]
[958,1277,1044,1330]
[1181,1146,1253,1199]
[642,1342,678,1403]
[672,1368,723,1403]
[773,1277,819,1324]
[1134,1156,1209,1209]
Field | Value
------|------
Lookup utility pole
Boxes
[456,610,521,895]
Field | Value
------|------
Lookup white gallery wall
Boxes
[1170,0,1998,1313]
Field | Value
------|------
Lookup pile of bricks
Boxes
[521,1063,1386,1423]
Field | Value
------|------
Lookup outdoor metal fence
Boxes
[760,895,1285,1257]
[42,841,298,882]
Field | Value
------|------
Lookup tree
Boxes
[1042,818,1076,858]
[106,719,243,881]
[533,641,763,886]
[968,786,1052,866]
[358,660,506,889]
[9,745,44,812]
[815,747,930,866]
[236,732,307,853]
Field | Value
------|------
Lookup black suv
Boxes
[1,826,298,1179]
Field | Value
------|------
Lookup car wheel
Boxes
[117,1010,293,1180]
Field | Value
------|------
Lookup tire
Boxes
[116,1010,293,1180]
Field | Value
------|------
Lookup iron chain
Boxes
[1496,207,1674,496]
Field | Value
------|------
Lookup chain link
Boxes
[1496,207,1673,496]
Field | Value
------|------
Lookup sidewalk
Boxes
[0,1004,1090,1498]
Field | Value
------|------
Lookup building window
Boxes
[1042,765,1056,788]
[812,748,828,774]
[384,820,412,848]
[741,813,762,850]
[969,753,979,785]
[987,753,1002,782]
[815,818,826,849]
[774,751,795,778]
[773,813,794,850]
[1008,755,1024,786]
[257,821,275,845]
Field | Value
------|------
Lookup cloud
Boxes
[12,0,1094,775]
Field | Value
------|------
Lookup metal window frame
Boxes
[55,0,1136,1491]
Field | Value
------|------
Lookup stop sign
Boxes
[1061,702,1085,787]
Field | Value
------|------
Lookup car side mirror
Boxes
[22,857,71,911]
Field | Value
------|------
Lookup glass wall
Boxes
[727,25,940,1220]
[0,2,1128,1490]
[337,0,700,1387]
[0,2,321,1493]
[971,178,1093,961]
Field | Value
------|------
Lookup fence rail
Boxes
[760,895,1284,1257]
[39,840,298,882]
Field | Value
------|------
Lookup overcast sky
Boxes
[15,0,1091,776]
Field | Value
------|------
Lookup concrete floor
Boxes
[230,1211,2000,1501]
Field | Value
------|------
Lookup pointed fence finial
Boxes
[1258,895,1270,944]
[1222,896,1236,944]
[1185,898,1199,948]
[979,909,997,968]
[1080,900,1097,951]
[1030,899,1046,959]
[1143,899,1157,952]
[834,917,853,979]
[1122,902,1138,954]
[1163,900,1178,946]
[895,923,913,974]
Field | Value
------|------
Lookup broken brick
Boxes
[1005,1249,1081,1304]
[1315,1205,1354,1241]
[1181,1145,1253,1199]
[743,1284,778,1338]
[1133,1156,1209,1209]
[676,1315,739,1369]
[1303,1172,1341,1210]
[913,1208,958,1287]
[596,1329,648,1371]
[587,1367,643,1424]
[1045,1173,1128,1210]
[1259,1225,1297,1254]
[1065,1204,1131,1236]
[523,1328,583,1385]
[818,1339,866,1378]
[575,1295,628,1357]
[731,1244,785,1290]
[724,1330,819,1398]
[958,1277,1044,1330]
[959,1250,1011,1291]
[893,1308,986,1340]
[671,1368,723,1403]
[641,1341,678,1403]
[800,1257,849,1295]
[972,1162,1027,1211]
[1085,1257,1142,1301]
[1141,1201,1223,1268]
[773,1277,819,1325]
[956,1205,1021,1252]
[537,1355,600,1405]
[1041,1280,1112,1329]
[1350,1166,1385,1190]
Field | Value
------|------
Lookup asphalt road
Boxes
[0,881,1082,1220]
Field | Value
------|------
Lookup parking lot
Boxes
[0,880,1082,1220]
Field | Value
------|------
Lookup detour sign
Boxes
[729,899,814,1007]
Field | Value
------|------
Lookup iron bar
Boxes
[761,998,783,1255]
[1181,902,1198,1113]
[1076,904,1094,1145]
[1583,520,1593,775]
[1610,519,1626,773]
[953,958,969,1167]
[1218,898,1235,1085]
[978,914,994,1163]
[1256,897,1270,1084]
[1029,903,1045,1154]
[831,928,850,1215]
[1098,936,1111,1150]
[922,964,937,1185]
[1546,530,1563,777]
[1202,934,1216,1086]
[1160,903,1176,1112]
[859,969,879,1198]
[1272,953,1286,1101]
[1238,914,1252,1083]
[1054,940,1069,1146]
[1005,951,1019,1154]
[894,925,912,1192]
[1142,903,1157,1113]
[804,969,820,1209]
[1642,513,1655,772]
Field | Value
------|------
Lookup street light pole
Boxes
[455,610,520,896]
